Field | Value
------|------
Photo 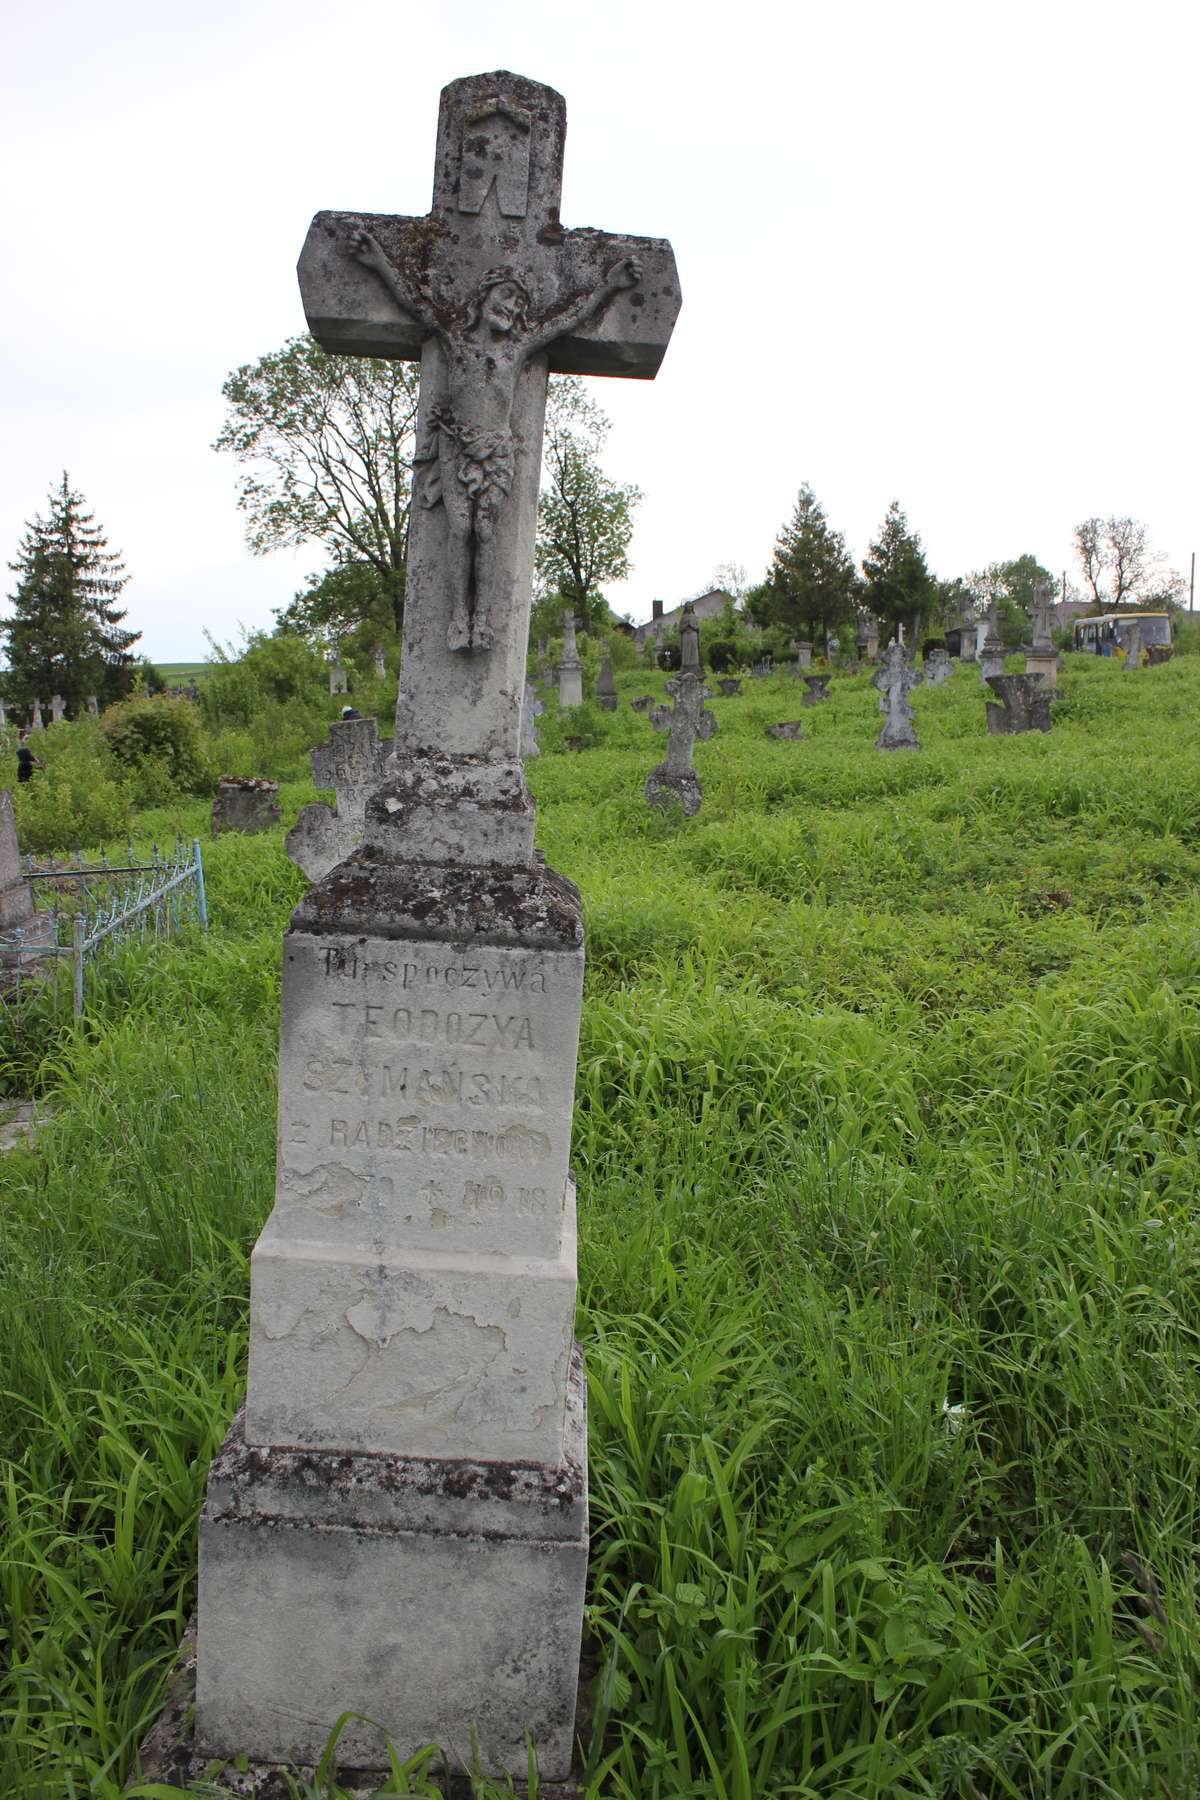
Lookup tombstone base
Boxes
[1025,651,1058,682]
[363,754,535,867]
[645,763,703,815]
[195,1349,588,1783]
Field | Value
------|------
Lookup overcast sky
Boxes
[1,0,1195,661]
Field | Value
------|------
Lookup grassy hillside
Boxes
[2,654,1199,1797]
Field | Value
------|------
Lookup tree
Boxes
[965,553,1055,647]
[861,502,936,645]
[534,377,641,635]
[1073,515,1184,612]
[1,473,140,715]
[214,337,420,631]
[756,485,859,649]
[274,561,397,658]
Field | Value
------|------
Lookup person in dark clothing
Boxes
[16,734,40,783]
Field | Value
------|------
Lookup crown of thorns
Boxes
[465,266,532,327]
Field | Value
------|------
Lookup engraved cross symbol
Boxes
[297,70,681,869]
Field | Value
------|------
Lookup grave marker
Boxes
[985,673,1057,733]
[558,609,583,710]
[521,679,545,757]
[194,68,679,1783]
[286,716,394,881]
[1025,578,1058,682]
[329,658,349,696]
[596,653,617,711]
[923,646,952,685]
[872,640,922,750]
[50,694,65,723]
[644,609,714,815]
[979,603,1005,683]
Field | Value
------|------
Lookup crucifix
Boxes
[297,71,681,866]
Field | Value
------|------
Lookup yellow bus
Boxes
[1072,612,1172,657]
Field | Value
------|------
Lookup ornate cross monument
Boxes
[645,604,715,815]
[193,71,679,1786]
[872,640,922,750]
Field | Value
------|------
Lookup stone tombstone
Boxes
[924,647,952,686]
[648,701,671,733]
[286,717,394,882]
[985,673,1057,733]
[1025,578,1058,683]
[596,654,617,711]
[717,677,741,696]
[1123,621,1143,670]
[630,694,654,713]
[558,609,583,710]
[372,640,387,680]
[86,695,99,717]
[0,699,6,727]
[794,640,813,669]
[979,605,1005,683]
[329,659,349,696]
[521,679,545,757]
[765,720,806,741]
[210,777,282,836]
[0,789,51,963]
[872,640,922,750]
[50,694,65,724]
[644,669,719,817]
[194,69,680,1785]
[30,699,43,730]
[856,614,880,662]
[800,673,831,706]
[1148,643,1172,666]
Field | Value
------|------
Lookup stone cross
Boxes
[558,608,583,709]
[596,653,617,711]
[50,694,65,724]
[520,679,545,756]
[372,640,387,680]
[1026,578,1058,682]
[979,603,1005,683]
[0,699,6,727]
[285,715,395,881]
[329,658,349,696]
[86,695,99,717]
[297,70,679,867]
[194,70,678,1786]
[645,659,716,816]
[923,646,952,685]
[872,640,922,749]
[30,699,42,730]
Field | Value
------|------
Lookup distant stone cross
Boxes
[285,715,394,881]
[645,608,715,815]
[872,640,922,750]
[298,70,680,866]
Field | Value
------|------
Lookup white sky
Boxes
[1,0,1196,660]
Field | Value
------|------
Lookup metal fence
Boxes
[0,837,207,1019]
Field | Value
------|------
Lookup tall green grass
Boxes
[2,654,1199,1796]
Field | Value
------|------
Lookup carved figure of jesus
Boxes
[350,231,641,653]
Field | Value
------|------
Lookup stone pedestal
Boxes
[196,854,589,1780]
[800,673,831,705]
[1024,648,1058,683]
[985,673,1057,733]
[558,662,583,709]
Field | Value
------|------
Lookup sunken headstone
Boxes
[285,716,394,882]
[765,720,806,741]
[596,653,618,711]
[193,67,679,1785]
[800,673,831,706]
[210,777,281,835]
[985,673,1056,733]
[630,693,654,713]
[521,679,545,757]
[717,677,742,696]
[923,646,952,685]
[558,609,583,709]
[872,641,922,750]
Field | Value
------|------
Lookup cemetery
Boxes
[1,52,1199,1800]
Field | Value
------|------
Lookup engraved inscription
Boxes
[464,1180,549,1218]
[327,1119,551,1162]
[300,1059,545,1111]
[322,946,549,995]
[327,1001,536,1051]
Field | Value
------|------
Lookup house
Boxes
[634,588,735,651]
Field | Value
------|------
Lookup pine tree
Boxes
[2,474,140,717]
[861,501,936,647]
[756,485,859,650]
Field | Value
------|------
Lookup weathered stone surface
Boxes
[1123,622,1143,670]
[521,680,545,757]
[329,660,349,696]
[211,778,281,836]
[979,604,1005,683]
[1025,579,1058,682]
[1148,643,1173,666]
[648,703,670,733]
[765,721,806,741]
[872,641,921,750]
[197,1355,587,1781]
[985,673,1057,733]
[30,699,42,729]
[286,717,394,882]
[717,677,741,696]
[644,670,713,816]
[86,695,98,717]
[800,673,831,706]
[0,791,36,936]
[923,647,952,685]
[558,611,583,711]
[372,640,387,679]
[794,640,813,668]
[630,694,654,712]
[50,693,65,723]
[596,655,617,711]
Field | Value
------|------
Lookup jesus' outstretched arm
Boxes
[348,229,440,340]
[524,256,642,357]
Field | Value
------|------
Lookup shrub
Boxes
[6,720,133,852]
[101,695,214,796]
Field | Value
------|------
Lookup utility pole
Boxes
[1190,551,1194,611]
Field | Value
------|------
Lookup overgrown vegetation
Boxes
[2,655,1200,1796]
